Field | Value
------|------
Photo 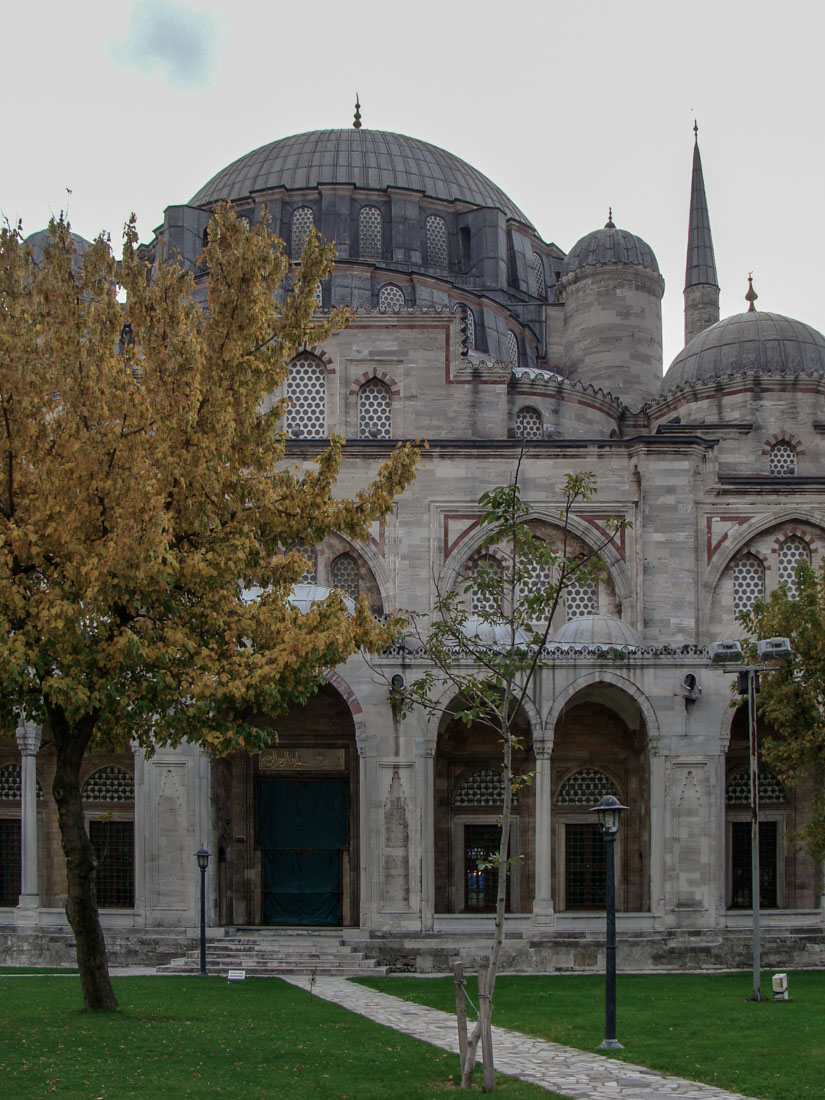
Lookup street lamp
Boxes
[196,848,210,977]
[711,637,792,1002]
[589,794,628,1050]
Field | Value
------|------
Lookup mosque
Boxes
[2,112,825,971]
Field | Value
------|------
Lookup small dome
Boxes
[24,227,92,266]
[561,219,659,278]
[662,311,825,393]
[287,584,355,616]
[553,615,642,650]
[458,616,531,649]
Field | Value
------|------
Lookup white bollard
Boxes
[771,972,789,1001]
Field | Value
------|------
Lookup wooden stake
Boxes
[453,961,469,1077]
[478,965,496,1092]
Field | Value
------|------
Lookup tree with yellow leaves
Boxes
[0,206,418,1011]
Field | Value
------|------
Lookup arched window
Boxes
[556,768,618,806]
[516,406,543,440]
[290,540,317,584]
[565,575,598,618]
[726,764,786,910]
[425,215,448,267]
[470,555,503,615]
[331,552,360,599]
[726,766,785,806]
[770,440,797,476]
[532,252,546,298]
[465,307,475,350]
[286,355,326,439]
[777,535,810,599]
[358,378,392,439]
[82,767,134,908]
[378,284,405,311]
[359,206,382,259]
[454,769,518,807]
[291,207,315,260]
[732,553,765,618]
[506,331,519,368]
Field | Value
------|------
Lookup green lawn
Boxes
[356,971,825,1100]
[0,975,560,1099]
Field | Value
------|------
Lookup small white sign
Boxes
[227,969,246,983]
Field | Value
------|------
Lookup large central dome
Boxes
[190,128,532,226]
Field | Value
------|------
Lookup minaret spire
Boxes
[684,122,720,345]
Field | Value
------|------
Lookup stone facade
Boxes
[2,124,824,970]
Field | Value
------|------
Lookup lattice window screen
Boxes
[286,356,326,438]
[290,540,317,584]
[454,769,519,807]
[770,441,796,476]
[777,535,810,599]
[82,767,134,803]
[533,252,546,297]
[331,553,360,599]
[426,215,448,267]
[465,308,475,349]
[733,554,765,618]
[556,768,618,806]
[379,284,405,311]
[291,207,315,259]
[359,206,382,259]
[470,555,503,614]
[0,763,43,801]
[726,767,785,805]
[565,577,598,618]
[516,407,543,440]
[359,379,392,439]
[506,331,519,368]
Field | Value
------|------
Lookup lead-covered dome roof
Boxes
[561,218,659,277]
[190,129,532,226]
[662,311,825,393]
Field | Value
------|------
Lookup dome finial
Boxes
[746,273,758,312]
[605,206,615,229]
[693,119,699,142]
[353,93,362,130]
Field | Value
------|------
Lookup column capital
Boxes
[15,719,42,757]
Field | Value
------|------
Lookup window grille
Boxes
[770,440,797,476]
[291,207,314,260]
[520,545,553,626]
[290,540,317,584]
[464,824,509,912]
[358,378,392,439]
[726,766,785,806]
[777,535,810,599]
[565,823,606,909]
[331,553,360,599]
[506,331,519,368]
[378,284,405,312]
[470,555,503,614]
[286,356,326,439]
[565,576,598,618]
[0,819,20,906]
[90,820,134,908]
[312,282,322,306]
[454,768,518,807]
[557,768,618,806]
[426,215,448,268]
[0,763,44,801]
[359,206,382,259]
[465,308,475,349]
[730,820,778,909]
[533,252,546,297]
[516,407,543,440]
[732,553,764,618]
[82,767,134,803]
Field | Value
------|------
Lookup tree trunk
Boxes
[51,708,119,1012]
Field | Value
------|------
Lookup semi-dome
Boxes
[662,310,825,393]
[191,128,532,226]
[561,217,659,278]
[553,615,642,651]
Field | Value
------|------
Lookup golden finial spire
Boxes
[605,206,615,229]
[746,273,758,312]
[353,93,362,130]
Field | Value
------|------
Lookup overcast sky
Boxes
[4,0,823,369]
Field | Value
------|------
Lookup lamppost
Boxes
[589,794,628,1050]
[196,848,210,977]
[710,637,792,1002]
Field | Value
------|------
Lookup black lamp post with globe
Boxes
[589,794,628,1050]
[196,848,210,977]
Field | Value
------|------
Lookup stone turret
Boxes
[556,213,665,409]
[684,125,720,344]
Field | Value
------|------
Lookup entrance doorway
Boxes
[256,777,348,926]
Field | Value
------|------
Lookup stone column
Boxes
[533,745,554,925]
[15,718,42,925]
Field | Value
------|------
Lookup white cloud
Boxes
[112,1,218,89]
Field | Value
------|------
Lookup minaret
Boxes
[684,123,720,344]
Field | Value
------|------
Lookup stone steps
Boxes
[157,931,389,977]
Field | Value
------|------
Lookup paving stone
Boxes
[282,976,757,1100]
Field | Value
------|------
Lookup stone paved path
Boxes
[282,976,758,1100]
